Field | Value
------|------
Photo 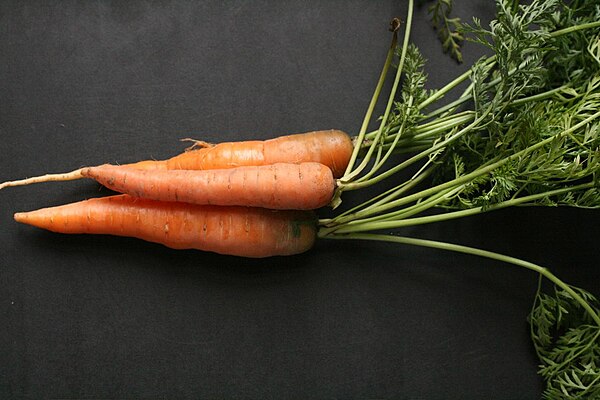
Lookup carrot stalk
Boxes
[82,162,336,210]
[14,195,317,258]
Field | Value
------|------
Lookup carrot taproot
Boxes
[82,162,335,210]
[0,129,353,190]
[14,195,317,257]
[156,129,353,178]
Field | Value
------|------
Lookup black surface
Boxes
[1,1,598,399]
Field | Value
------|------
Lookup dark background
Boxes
[1,1,598,399]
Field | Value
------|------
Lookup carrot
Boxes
[82,162,335,210]
[0,129,353,190]
[158,129,353,177]
[14,195,317,258]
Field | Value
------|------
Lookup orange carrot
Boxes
[82,162,335,210]
[155,129,353,178]
[14,195,317,258]
[0,129,353,190]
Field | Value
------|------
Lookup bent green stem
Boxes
[320,233,600,327]
[343,23,399,177]
[342,111,490,192]
[343,0,415,183]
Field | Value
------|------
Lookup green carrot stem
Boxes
[320,233,600,326]
[343,23,398,176]
[328,182,595,234]
[341,109,600,219]
[343,0,415,182]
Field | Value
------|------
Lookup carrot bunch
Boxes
[5,129,354,258]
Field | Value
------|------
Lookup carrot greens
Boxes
[324,0,600,397]
[428,0,465,63]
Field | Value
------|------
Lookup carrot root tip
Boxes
[0,168,85,189]
[14,212,26,223]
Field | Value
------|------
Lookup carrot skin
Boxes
[82,162,335,210]
[263,129,353,178]
[129,129,353,178]
[14,195,317,258]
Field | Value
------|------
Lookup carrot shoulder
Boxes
[82,162,335,210]
[14,195,317,258]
